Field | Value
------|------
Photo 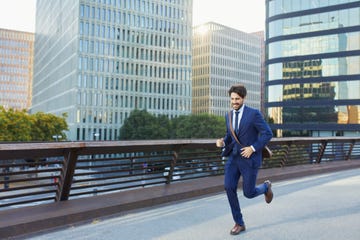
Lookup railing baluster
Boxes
[316,141,327,164]
[57,149,79,201]
[280,142,291,167]
[166,146,180,184]
[346,140,355,161]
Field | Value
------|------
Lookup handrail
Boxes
[1,137,360,210]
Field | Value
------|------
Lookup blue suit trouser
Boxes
[224,156,268,226]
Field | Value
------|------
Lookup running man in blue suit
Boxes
[216,84,273,235]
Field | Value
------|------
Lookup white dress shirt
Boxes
[232,105,256,152]
[232,105,244,130]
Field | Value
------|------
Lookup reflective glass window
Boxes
[268,80,360,103]
[268,56,360,81]
[268,85,284,102]
[269,8,360,38]
[268,0,357,17]
[268,105,360,125]
[269,32,360,59]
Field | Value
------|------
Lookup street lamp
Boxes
[91,132,100,167]
[52,135,62,141]
[93,132,100,141]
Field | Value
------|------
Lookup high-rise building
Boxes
[0,28,34,110]
[252,31,266,113]
[31,0,193,141]
[192,22,262,116]
[265,0,360,137]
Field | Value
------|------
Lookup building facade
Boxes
[0,28,34,110]
[192,22,262,116]
[252,31,266,113]
[265,0,360,137]
[31,0,193,141]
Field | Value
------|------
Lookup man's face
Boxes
[230,92,244,111]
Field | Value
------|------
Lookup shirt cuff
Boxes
[250,145,255,152]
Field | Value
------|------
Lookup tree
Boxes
[172,113,225,139]
[119,109,225,140]
[156,114,172,139]
[0,107,32,141]
[30,112,68,141]
[0,107,68,142]
[119,109,170,140]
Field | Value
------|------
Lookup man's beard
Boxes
[233,104,242,110]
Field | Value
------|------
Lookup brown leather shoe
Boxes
[230,224,246,235]
[264,180,273,204]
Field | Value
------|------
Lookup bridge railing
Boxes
[1,137,359,210]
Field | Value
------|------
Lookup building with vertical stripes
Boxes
[31,0,193,141]
[0,28,34,110]
[192,22,262,117]
[265,0,360,137]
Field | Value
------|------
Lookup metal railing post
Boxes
[166,147,180,184]
[345,140,355,160]
[316,141,327,164]
[280,143,291,167]
[56,149,79,201]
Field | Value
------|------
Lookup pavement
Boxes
[26,168,360,240]
[2,160,360,239]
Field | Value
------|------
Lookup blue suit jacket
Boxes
[222,106,273,168]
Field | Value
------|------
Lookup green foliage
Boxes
[120,109,170,140]
[0,107,32,141]
[0,107,68,142]
[172,113,225,139]
[119,109,226,140]
[30,112,68,141]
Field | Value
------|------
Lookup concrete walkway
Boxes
[2,160,360,239]
[27,168,360,240]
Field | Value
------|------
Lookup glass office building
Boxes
[192,22,262,116]
[265,0,360,137]
[31,0,193,141]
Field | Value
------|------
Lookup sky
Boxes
[192,0,265,32]
[0,0,37,32]
[0,0,265,33]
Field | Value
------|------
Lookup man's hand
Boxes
[216,138,225,148]
[241,146,254,158]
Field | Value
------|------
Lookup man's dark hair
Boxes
[228,84,247,98]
